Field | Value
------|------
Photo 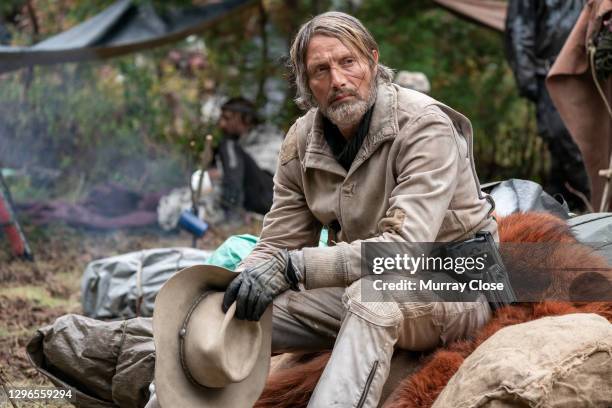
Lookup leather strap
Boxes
[178,290,214,389]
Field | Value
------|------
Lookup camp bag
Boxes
[81,247,211,319]
[27,314,155,408]
[205,233,258,269]
[485,178,570,219]
[568,212,612,265]
[80,231,328,319]
[432,313,612,408]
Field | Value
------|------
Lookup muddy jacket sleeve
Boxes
[239,125,321,270]
[505,0,539,101]
[301,112,462,289]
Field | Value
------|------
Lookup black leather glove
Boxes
[222,249,302,321]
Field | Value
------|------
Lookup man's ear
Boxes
[372,49,379,65]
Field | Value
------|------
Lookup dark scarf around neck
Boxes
[322,105,375,171]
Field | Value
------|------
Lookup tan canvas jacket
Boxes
[241,82,497,289]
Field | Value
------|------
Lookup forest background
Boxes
[0,0,544,202]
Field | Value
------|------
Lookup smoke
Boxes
[0,61,191,203]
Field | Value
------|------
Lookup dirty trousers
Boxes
[273,282,491,408]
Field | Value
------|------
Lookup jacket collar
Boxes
[303,82,399,178]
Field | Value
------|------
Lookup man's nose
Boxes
[329,65,347,89]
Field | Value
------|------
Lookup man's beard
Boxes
[320,81,377,129]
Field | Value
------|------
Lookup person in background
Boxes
[505,0,590,210]
[214,97,283,223]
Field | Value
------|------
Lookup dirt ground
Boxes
[0,220,260,407]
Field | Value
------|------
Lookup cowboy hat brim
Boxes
[153,264,272,408]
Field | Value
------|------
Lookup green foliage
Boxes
[0,0,545,201]
[0,0,25,16]
[0,57,190,197]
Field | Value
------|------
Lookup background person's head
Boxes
[218,97,259,138]
[289,12,393,131]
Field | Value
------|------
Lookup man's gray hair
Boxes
[289,11,394,110]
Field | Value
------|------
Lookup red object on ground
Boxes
[0,173,32,259]
[0,197,25,256]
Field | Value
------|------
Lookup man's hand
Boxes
[222,249,302,321]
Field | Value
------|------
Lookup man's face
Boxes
[305,35,378,131]
[218,109,248,138]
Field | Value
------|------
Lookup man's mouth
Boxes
[330,93,354,104]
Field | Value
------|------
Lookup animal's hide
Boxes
[499,213,612,302]
[256,352,330,408]
[254,213,612,408]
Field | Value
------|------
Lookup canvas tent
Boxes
[0,0,255,74]
[432,0,507,32]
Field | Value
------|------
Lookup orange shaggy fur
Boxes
[255,213,612,408]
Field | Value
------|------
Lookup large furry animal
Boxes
[254,213,612,408]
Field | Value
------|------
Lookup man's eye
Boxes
[342,58,355,65]
[311,66,328,77]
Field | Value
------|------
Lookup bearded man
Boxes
[221,12,500,407]
[215,97,282,219]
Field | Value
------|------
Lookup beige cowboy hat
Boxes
[153,264,272,407]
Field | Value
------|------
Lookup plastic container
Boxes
[178,210,209,238]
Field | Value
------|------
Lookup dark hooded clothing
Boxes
[505,0,590,209]
[505,0,584,101]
